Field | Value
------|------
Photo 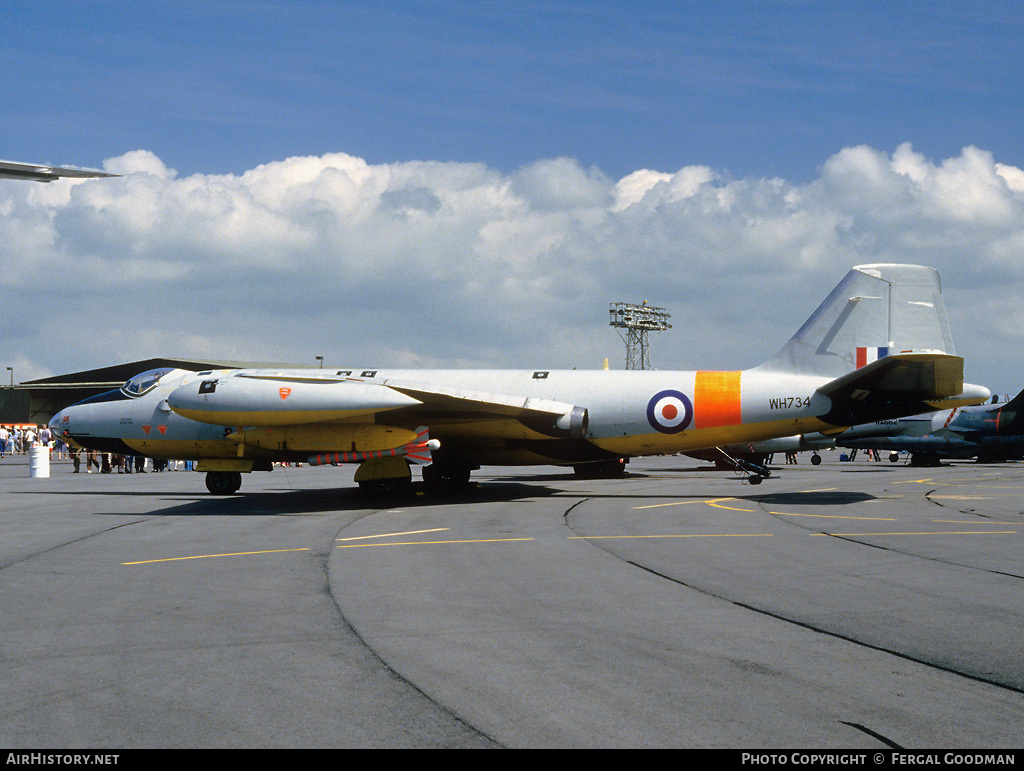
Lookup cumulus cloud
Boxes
[2,144,1022,392]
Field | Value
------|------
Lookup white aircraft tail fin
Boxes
[754,264,955,378]
[753,264,991,425]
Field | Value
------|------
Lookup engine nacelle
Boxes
[555,406,589,439]
[167,374,420,426]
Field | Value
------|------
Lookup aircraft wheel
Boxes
[358,477,411,496]
[423,462,471,490]
[206,471,242,495]
[810,453,822,466]
[889,452,900,463]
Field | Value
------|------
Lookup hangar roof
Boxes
[11,358,314,425]
[22,358,310,389]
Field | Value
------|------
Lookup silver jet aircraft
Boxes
[49,264,990,494]
[837,389,1024,465]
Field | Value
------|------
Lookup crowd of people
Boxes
[68,451,194,474]
[0,424,193,472]
[0,424,69,459]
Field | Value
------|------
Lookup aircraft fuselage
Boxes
[53,367,840,466]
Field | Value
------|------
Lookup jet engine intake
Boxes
[555,406,589,439]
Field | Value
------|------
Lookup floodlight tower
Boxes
[609,301,672,369]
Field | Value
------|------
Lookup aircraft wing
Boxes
[840,434,978,454]
[0,159,118,182]
[815,352,988,427]
[367,377,588,437]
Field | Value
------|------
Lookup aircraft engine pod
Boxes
[555,406,589,439]
[166,375,421,426]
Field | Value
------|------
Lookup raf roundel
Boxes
[647,390,694,434]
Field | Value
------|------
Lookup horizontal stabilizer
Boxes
[816,352,985,426]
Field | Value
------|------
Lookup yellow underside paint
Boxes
[413,418,561,442]
[353,456,411,481]
[123,439,243,459]
[196,458,256,473]
[230,423,417,453]
[593,417,834,456]
[925,396,993,410]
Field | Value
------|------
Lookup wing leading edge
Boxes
[0,159,117,182]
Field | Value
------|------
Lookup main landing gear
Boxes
[205,471,243,495]
[421,460,473,492]
[357,459,475,497]
[357,476,411,495]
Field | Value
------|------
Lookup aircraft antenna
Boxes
[609,301,672,369]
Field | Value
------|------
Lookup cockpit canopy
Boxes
[121,368,176,398]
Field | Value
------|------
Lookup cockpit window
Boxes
[121,368,175,397]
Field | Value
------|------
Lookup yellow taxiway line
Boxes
[122,547,310,565]
[767,511,896,521]
[810,531,1016,537]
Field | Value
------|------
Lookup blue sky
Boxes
[4,1,1024,396]
[6,1,1024,181]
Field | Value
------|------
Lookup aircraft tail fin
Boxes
[754,264,955,379]
[999,388,1024,412]
[814,351,977,426]
[995,389,1024,434]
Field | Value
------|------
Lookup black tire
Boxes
[810,454,822,466]
[910,452,940,467]
[422,462,472,490]
[358,477,410,496]
[206,471,241,495]
[572,459,626,478]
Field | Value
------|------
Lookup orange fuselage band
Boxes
[694,371,742,428]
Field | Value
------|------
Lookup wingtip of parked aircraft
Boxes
[0,159,118,182]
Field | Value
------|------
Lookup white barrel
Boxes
[29,445,50,478]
